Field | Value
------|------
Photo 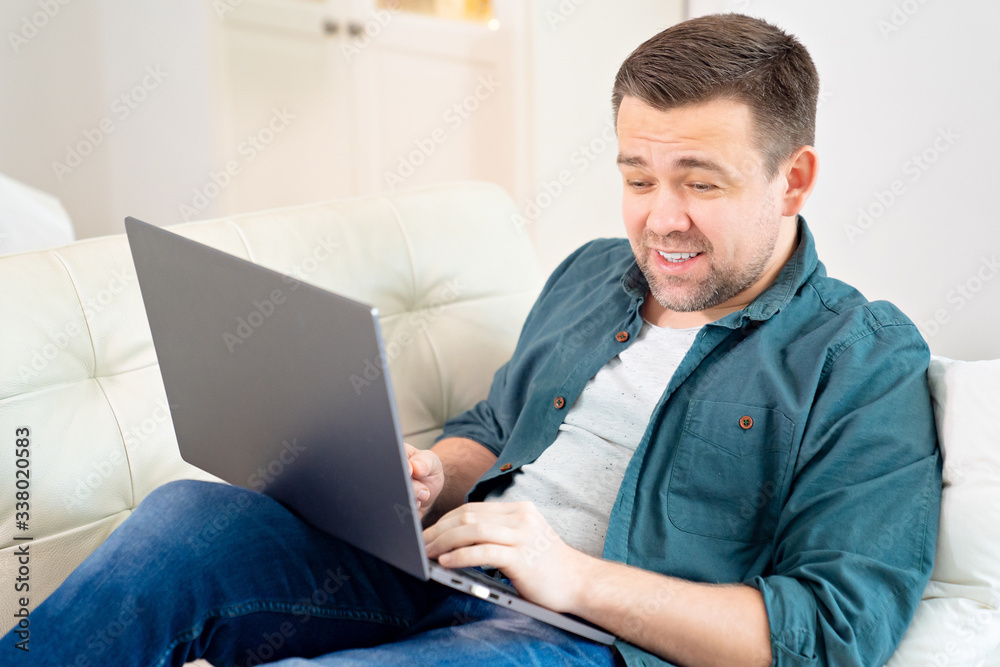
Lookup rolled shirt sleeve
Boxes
[436,219,942,666]
[751,310,941,665]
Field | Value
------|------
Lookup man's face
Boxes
[616,96,791,314]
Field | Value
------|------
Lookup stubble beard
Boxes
[635,215,780,313]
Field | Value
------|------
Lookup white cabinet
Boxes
[209,1,355,216]
[207,0,516,215]
[206,0,684,262]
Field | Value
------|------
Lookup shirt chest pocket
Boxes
[666,400,795,543]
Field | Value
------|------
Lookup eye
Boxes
[627,179,651,190]
[690,182,716,193]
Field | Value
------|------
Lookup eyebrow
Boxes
[673,156,731,177]
[616,154,649,168]
[616,154,734,179]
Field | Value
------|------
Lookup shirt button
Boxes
[499,463,512,472]
[615,331,629,342]
[553,396,566,409]
[739,416,754,430]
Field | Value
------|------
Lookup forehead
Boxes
[616,97,762,174]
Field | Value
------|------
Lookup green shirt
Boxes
[441,217,941,666]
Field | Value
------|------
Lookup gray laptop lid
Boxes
[125,217,428,580]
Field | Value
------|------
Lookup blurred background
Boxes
[0,0,997,361]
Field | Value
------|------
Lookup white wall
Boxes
[98,1,217,231]
[4,0,994,360]
[525,0,684,273]
[688,0,1000,361]
[0,0,217,241]
[0,0,112,240]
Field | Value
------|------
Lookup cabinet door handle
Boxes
[347,22,364,37]
[323,19,340,35]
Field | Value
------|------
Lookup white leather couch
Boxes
[1,182,998,664]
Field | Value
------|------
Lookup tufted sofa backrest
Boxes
[0,181,541,624]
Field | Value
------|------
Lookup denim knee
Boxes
[138,479,244,521]
[130,479,262,557]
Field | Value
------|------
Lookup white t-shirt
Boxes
[486,320,702,557]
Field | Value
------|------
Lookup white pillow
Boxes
[0,172,74,255]
[887,356,1000,666]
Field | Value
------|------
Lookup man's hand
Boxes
[422,501,591,612]
[425,501,772,666]
[405,443,444,517]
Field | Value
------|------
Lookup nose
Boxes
[645,187,692,237]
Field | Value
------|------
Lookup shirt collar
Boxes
[620,216,819,329]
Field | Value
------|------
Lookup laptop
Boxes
[124,216,615,646]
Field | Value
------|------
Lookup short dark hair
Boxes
[612,14,819,177]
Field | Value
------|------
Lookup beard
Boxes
[634,215,780,313]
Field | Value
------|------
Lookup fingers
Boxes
[408,449,442,480]
[429,501,532,528]
[412,480,430,504]
[423,502,539,557]
[425,517,523,560]
[435,543,510,569]
[426,502,531,534]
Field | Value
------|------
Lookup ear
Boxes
[779,146,819,217]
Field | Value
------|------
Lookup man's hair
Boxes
[612,14,819,177]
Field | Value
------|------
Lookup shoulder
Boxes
[552,237,633,276]
[535,238,634,299]
[797,271,929,375]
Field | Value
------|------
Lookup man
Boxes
[6,13,939,667]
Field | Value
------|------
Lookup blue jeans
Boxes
[3,480,619,666]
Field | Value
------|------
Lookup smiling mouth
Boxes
[657,250,702,263]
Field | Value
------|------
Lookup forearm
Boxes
[423,437,496,525]
[574,556,772,667]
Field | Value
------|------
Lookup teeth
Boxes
[658,251,699,263]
